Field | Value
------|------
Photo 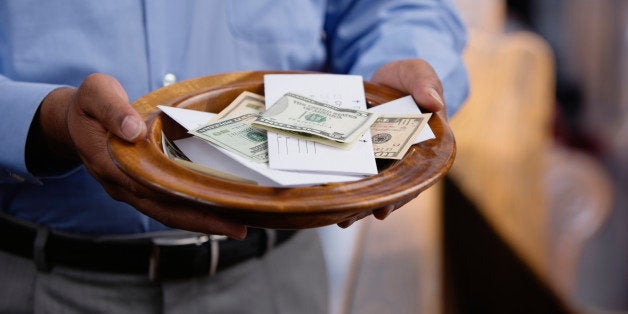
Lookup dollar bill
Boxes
[214,91,266,120]
[189,113,268,163]
[371,113,432,159]
[252,93,378,149]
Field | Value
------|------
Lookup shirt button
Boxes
[162,73,177,87]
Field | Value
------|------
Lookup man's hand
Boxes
[337,58,446,228]
[37,73,247,239]
[371,58,447,119]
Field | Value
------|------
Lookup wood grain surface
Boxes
[107,71,455,229]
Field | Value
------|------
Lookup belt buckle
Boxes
[149,234,227,281]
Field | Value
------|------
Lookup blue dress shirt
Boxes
[0,0,468,235]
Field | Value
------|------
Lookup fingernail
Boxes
[121,116,143,140]
[428,88,445,110]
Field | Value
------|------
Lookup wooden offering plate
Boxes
[107,71,455,229]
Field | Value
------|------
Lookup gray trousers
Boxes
[0,230,327,314]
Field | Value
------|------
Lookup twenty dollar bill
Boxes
[371,113,432,159]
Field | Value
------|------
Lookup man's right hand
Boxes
[37,73,247,239]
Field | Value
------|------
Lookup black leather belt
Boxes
[0,213,296,281]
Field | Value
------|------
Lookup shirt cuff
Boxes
[0,80,72,184]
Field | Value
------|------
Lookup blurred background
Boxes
[338,1,626,313]
[451,0,627,312]
[517,1,628,311]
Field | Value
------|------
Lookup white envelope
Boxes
[264,74,378,176]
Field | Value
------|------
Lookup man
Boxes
[0,1,468,312]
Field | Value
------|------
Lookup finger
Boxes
[106,186,247,239]
[373,204,395,220]
[74,73,146,142]
[337,217,357,229]
[64,114,149,199]
[144,200,248,240]
[89,154,247,239]
[371,59,445,113]
[337,210,372,229]
[87,157,154,200]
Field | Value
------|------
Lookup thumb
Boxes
[371,59,445,114]
[74,73,146,142]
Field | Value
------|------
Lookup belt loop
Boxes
[264,229,277,255]
[149,234,213,281]
[149,245,160,282]
[209,235,227,275]
[33,226,51,272]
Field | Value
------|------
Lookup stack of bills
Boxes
[188,91,430,165]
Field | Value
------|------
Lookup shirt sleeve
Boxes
[0,74,70,184]
[325,0,469,117]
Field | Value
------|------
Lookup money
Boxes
[189,113,268,163]
[252,93,378,149]
[187,91,269,164]
[214,91,266,120]
[371,113,432,159]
